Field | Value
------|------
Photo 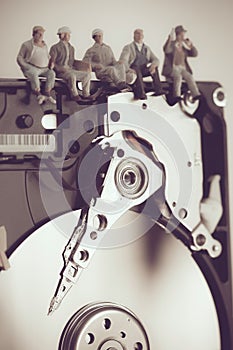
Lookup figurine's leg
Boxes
[73,70,91,97]
[130,65,146,99]
[96,66,131,92]
[100,66,127,89]
[181,69,200,97]
[150,67,164,94]
[171,66,182,97]
[96,67,119,86]
[95,68,113,84]
[23,66,41,94]
[114,62,126,83]
[59,69,91,98]
[40,68,56,96]
[58,70,79,97]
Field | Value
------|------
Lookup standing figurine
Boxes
[49,27,92,103]
[83,29,132,92]
[162,25,201,102]
[17,26,56,105]
[120,29,165,100]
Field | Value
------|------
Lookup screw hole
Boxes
[123,170,137,187]
[120,331,126,338]
[94,214,108,231]
[134,342,143,350]
[85,333,95,344]
[212,244,220,252]
[68,140,80,155]
[78,250,89,262]
[83,120,95,133]
[178,208,188,219]
[103,318,111,330]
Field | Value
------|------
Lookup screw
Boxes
[196,234,206,247]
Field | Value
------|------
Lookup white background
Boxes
[0,0,233,294]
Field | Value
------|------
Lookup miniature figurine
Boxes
[83,29,133,92]
[162,25,201,102]
[49,26,93,103]
[119,28,165,100]
[17,26,56,105]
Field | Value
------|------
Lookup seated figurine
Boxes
[17,25,56,105]
[49,26,93,103]
[162,25,201,102]
[83,29,133,92]
[119,28,165,100]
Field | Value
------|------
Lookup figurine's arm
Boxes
[187,45,198,57]
[163,36,174,54]
[119,45,131,70]
[184,39,198,57]
[83,49,104,71]
[49,46,68,74]
[109,47,118,66]
[69,46,75,67]
[16,43,32,70]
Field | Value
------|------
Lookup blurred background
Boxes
[0,0,233,303]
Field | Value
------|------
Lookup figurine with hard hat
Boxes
[162,25,201,102]
[83,29,132,92]
[17,25,56,105]
[49,26,92,102]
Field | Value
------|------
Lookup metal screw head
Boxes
[196,234,206,247]
[110,111,120,122]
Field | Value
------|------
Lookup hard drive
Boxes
[0,79,232,349]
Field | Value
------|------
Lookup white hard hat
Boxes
[57,26,71,35]
[92,28,103,37]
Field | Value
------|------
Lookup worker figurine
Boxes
[162,25,201,102]
[17,25,56,105]
[83,28,132,92]
[49,26,93,103]
[120,28,165,100]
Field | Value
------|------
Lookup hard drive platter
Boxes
[0,210,220,350]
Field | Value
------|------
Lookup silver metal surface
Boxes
[0,210,220,350]
[192,223,222,258]
[59,302,149,350]
[179,90,200,117]
[49,96,223,314]
[212,87,227,107]
[115,158,148,199]
[107,93,203,231]
[48,131,163,314]
[192,175,223,258]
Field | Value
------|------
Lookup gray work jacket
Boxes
[49,41,75,74]
[119,42,160,70]
[83,42,117,71]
